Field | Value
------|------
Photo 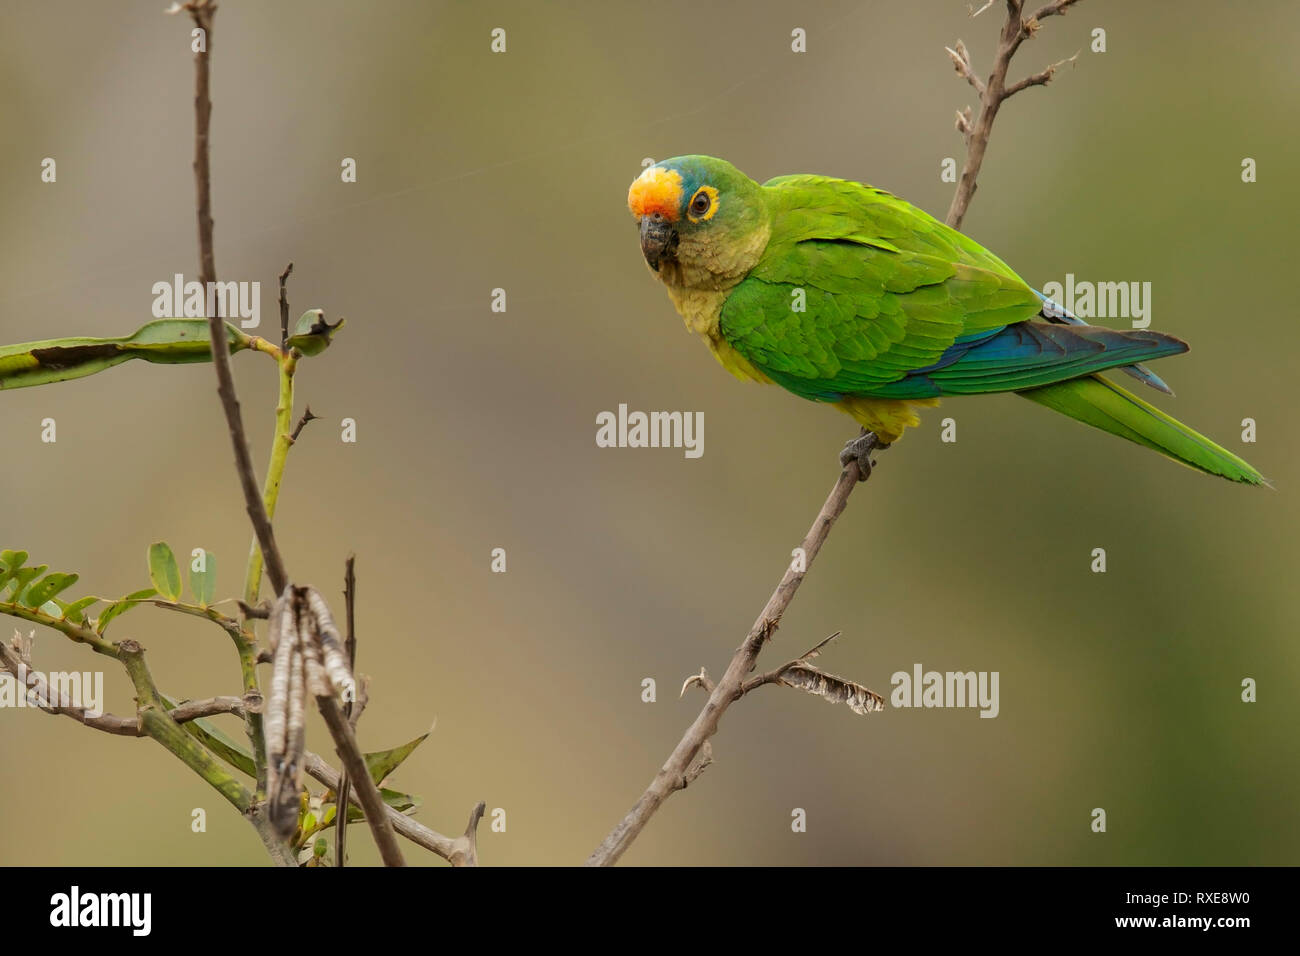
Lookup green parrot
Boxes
[627,155,1265,484]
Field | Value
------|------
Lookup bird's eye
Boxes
[689,189,712,218]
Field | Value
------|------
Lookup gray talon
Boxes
[839,430,883,481]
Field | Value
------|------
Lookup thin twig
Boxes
[279,261,293,347]
[315,694,405,866]
[238,599,272,619]
[1003,51,1078,96]
[289,405,319,444]
[186,2,289,597]
[336,555,357,867]
[738,631,843,696]
[945,41,986,96]
[188,0,216,287]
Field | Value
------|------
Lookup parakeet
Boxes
[627,155,1265,484]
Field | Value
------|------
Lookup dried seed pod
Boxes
[304,587,355,700]
[265,586,305,838]
[297,599,331,698]
[263,589,296,766]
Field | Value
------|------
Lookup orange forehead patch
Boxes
[627,166,683,222]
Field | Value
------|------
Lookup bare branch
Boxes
[186,0,217,288]
[587,459,869,866]
[944,0,1087,230]
[1004,51,1079,97]
[1027,0,1083,25]
[168,696,246,723]
[337,555,358,867]
[946,41,985,96]
[1,638,244,734]
[682,741,712,787]
[289,405,319,444]
[278,261,294,347]
[315,694,405,866]
[796,630,842,663]
[737,631,844,696]
[183,2,289,598]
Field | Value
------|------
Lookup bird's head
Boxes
[627,155,767,289]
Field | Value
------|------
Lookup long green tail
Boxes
[1018,374,1268,485]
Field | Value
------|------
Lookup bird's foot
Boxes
[839,429,888,481]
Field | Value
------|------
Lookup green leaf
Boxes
[362,730,430,784]
[0,550,28,589]
[0,319,248,391]
[187,718,255,776]
[7,565,46,603]
[188,550,216,607]
[381,787,420,813]
[148,542,181,601]
[22,572,79,608]
[57,596,101,624]
[339,787,421,823]
[95,588,158,634]
[287,309,345,357]
[38,600,61,618]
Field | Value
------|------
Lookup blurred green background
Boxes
[0,0,1296,866]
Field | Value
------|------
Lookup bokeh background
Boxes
[1,0,1296,866]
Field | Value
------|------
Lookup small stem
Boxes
[337,555,357,867]
[190,0,215,288]
[0,602,120,658]
[278,261,294,348]
[243,351,298,605]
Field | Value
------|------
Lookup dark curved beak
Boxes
[639,215,679,272]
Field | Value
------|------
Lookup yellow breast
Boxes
[665,285,773,385]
